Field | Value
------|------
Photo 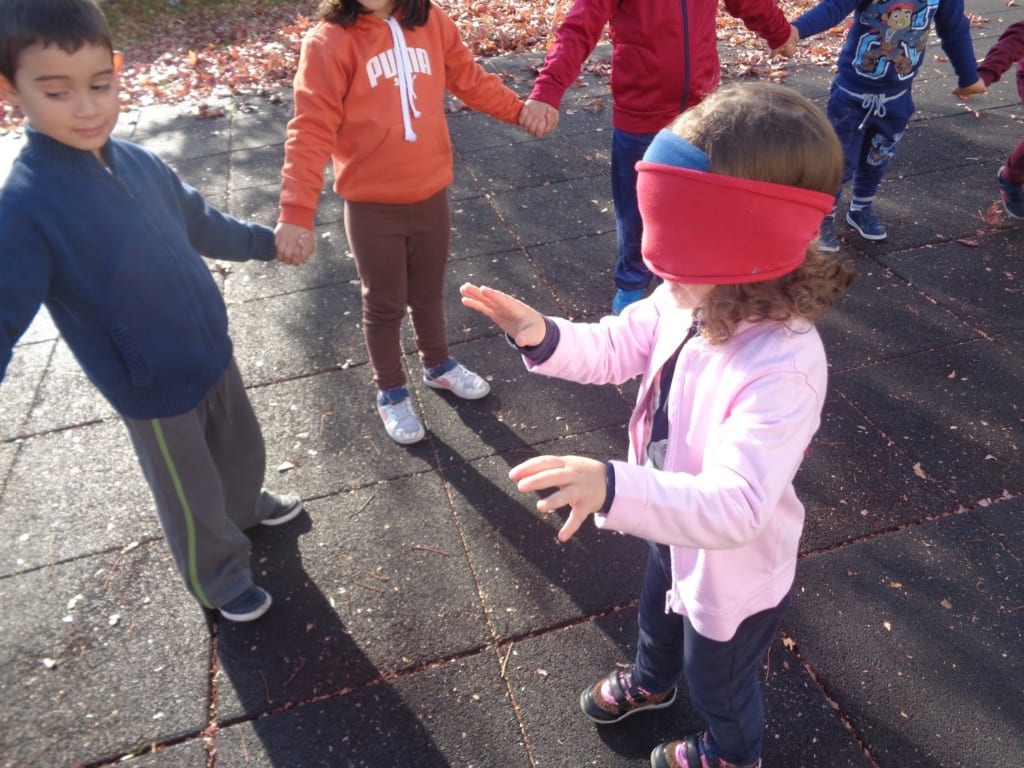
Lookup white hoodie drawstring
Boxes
[386,17,421,141]
[837,84,908,130]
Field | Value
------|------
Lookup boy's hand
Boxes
[953,79,986,100]
[274,222,314,266]
[509,455,607,543]
[520,99,559,138]
[771,25,800,58]
[460,282,547,348]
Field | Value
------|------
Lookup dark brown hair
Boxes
[0,0,112,81]
[317,0,430,30]
[670,81,854,344]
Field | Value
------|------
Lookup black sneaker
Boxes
[650,733,761,768]
[580,666,676,724]
[219,585,272,622]
[997,166,1024,218]
[818,215,840,252]
[260,494,304,527]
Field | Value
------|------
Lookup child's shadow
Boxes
[211,512,451,765]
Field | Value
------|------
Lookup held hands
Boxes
[459,282,547,348]
[953,79,986,100]
[519,98,560,138]
[509,455,608,543]
[274,222,315,266]
[771,25,799,59]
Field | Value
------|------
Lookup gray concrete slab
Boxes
[788,513,1024,767]
[0,420,159,577]
[0,544,209,767]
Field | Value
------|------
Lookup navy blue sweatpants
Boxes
[827,81,915,208]
[630,542,791,766]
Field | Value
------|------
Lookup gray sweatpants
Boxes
[122,359,275,609]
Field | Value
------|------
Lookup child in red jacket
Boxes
[519,0,797,315]
[957,19,1024,217]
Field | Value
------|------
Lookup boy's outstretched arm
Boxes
[459,282,547,347]
[509,454,608,542]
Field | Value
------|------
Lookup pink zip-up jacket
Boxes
[525,285,827,641]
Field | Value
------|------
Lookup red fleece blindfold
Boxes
[637,157,835,285]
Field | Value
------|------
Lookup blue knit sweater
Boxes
[0,128,276,419]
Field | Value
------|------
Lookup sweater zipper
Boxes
[107,163,220,357]
[679,0,690,111]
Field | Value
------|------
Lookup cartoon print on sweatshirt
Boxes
[854,0,937,78]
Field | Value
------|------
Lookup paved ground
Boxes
[1,3,1022,767]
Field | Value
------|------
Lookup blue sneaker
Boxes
[611,288,644,315]
[817,215,840,252]
[997,166,1024,218]
[219,585,272,622]
[846,206,887,241]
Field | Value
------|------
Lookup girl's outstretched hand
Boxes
[460,282,547,348]
[509,455,607,543]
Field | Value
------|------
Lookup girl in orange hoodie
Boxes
[276,0,534,444]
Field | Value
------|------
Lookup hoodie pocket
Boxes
[110,324,154,387]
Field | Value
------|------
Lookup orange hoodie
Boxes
[279,7,524,228]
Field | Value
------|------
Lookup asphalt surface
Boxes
[1,3,1022,766]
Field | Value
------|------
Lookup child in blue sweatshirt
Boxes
[0,0,303,622]
[789,0,985,250]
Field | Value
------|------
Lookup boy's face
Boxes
[1,42,120,158]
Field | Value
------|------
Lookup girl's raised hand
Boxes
[459,282,547,348]
[509,454,607,543]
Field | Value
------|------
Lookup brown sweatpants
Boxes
[344,189,451,391]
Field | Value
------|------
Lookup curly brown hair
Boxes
[668,81,855,345]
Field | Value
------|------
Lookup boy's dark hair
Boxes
[0,0,112,82]
[317,0,430,30]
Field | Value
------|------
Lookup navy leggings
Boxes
[631,542,791,766]
[827,81,914,206]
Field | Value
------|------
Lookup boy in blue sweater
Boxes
[0,0,303,622]
[787,0,985,250]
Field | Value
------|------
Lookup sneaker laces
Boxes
[425,362,489,398]
[380,397,423,439]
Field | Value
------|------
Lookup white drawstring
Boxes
[386,17,421,142]
[838,85,908,130]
